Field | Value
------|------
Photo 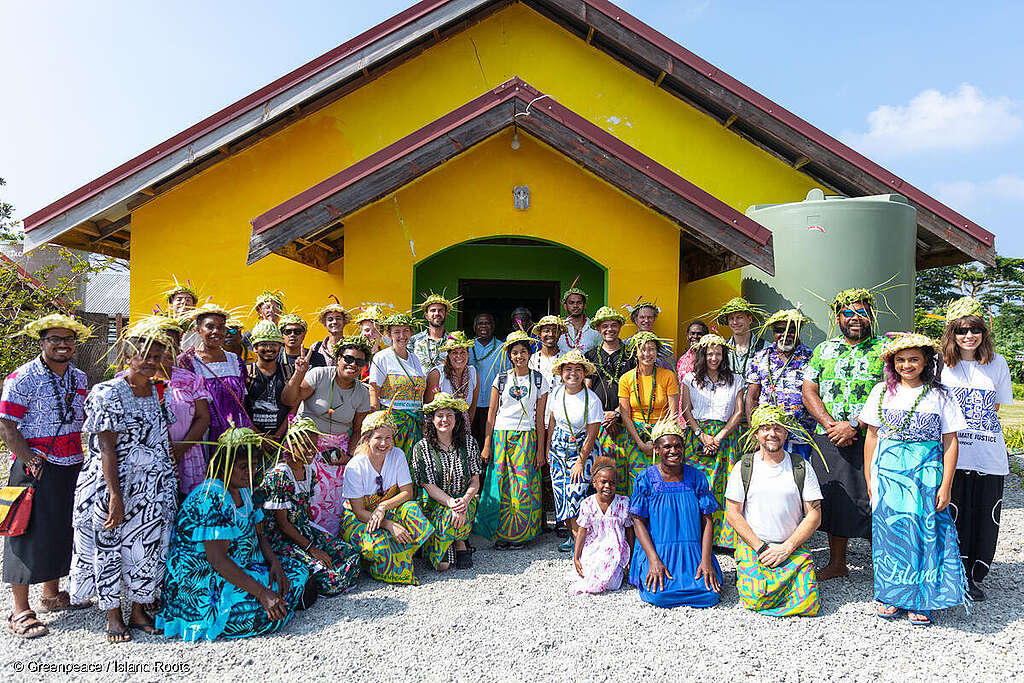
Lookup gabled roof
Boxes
[23,0,995,267]
[248,77,774,278]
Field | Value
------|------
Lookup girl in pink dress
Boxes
[570,457,634,594]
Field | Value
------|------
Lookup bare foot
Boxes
[817,563,849,581]
[436,562,450,572]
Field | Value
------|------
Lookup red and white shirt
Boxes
[0,356,87,466]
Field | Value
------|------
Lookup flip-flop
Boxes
[106,627,132,643]
[908,611,932,626]
[493,540,512,551]
[875,603,901,619]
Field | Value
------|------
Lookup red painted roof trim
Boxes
[251,77,772,248]
[25,0,993,252]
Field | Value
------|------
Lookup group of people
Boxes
[0,279,1012,642]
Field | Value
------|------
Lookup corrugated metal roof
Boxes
[81,264,130,316]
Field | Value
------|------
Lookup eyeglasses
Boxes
[41,335,76,345]
[341,354,368,367]
[226,329,240,336]
[840,308,869,319]
[954,326,984,336]
[281,328,304,335]
[771,326,792,334]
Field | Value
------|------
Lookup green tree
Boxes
[0,176,19,241]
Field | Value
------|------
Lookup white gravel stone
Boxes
[2,458,1022,682]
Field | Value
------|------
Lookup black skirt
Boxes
[2,460,82,585]
[811,434,871,540]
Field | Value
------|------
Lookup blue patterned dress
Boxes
[860,382,968,612]
[156,479,310,641]
[628,465,721,608]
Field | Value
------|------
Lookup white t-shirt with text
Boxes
[941,355,1013,475]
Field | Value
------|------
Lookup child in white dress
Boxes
[569,457,634,594]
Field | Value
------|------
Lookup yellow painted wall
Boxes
[128,2,824,340]
[343,131,681,344]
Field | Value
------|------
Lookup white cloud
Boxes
[843,84,1021,158]
[934,174,1024,210]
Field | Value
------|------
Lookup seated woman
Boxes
[410,393,482,571]
[156,427,312,641]
[725,407,823,617]
[629,418,721,609]
[340,411,434,585]
[259,417,361,596]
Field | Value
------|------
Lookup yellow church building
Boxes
[23,0,994,345]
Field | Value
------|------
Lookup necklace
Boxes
[596,346,627,384]
[472,338,499,363]
[446,367,471,399]
[878,384,930,434]
[634,366,658,423]
[45,364,75,424]
[764,346,798,404]
[561,386,589,443]
[562,318,586,350]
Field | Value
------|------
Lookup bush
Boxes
[1006,426,1024,455]
[1014,383,1024,401]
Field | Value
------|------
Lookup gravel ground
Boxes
[1,458,1022,682]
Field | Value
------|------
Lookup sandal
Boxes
[493,540,512,551]
[9,610,48,639]
[875,603,901,619]
[107,627,132,643]
[908,610,932,626]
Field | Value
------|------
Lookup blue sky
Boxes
[2,1,1021,257]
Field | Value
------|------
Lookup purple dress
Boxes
[166,367,212,495]
[178,349,251,447]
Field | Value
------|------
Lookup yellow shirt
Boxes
[618,367,679,423]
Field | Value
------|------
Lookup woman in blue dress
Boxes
[629,418,721,608]
[156,428,312,641]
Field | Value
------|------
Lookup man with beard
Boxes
[412,292,456,374]
[557,287,601,354]
[244,320,294,444]
[802,289,887,580]
[529,315,567,388]
[745,310,815,454]
[1,314,92,638]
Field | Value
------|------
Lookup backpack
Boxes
[739,450,805,502]
[497,369,544,398]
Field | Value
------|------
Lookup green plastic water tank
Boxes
[741,189,916,348]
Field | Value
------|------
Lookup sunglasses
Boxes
[840,308,869,319]
[375,474,384,497]
[226,329,240,336]
[341,354,368,367]
[954,326,984,336]
[771,326,793,334]
[281,328,304,335]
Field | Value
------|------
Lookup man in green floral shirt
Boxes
[802,288,886,580]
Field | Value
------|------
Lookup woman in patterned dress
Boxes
[410,393,481,571]
[259,417,361,595]
[368,313,426,462]
[679,334,744,548]
[340,411,434,584]
[157,427,311,641]
[70,329,178,643]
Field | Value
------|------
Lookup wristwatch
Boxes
[849,418,860,430]
[756,542,769,555]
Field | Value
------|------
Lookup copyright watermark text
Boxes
[10,660,192,674]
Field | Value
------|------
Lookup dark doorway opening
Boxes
[459,279,560,338]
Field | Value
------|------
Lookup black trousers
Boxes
[811,434,871,540]
[950,469,1003,583]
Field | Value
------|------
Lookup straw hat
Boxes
[380,312,418,330]
[277,313,307,331]
[250,320,284,345]
[422,392,470,414]
[361,410,398,435]
[944,296,985,322]
[419,291,460,314]
[692,333,735,351]
[880,333,941,361]
[316,302,350,326]
[440,330,475,351]
[531,314,568,336]
[650,415,687,442]
[711,297,766,325]
[331,335,374,360]
[352,305,386,325]
[20,313,93,341]
[190,303,232,322]
[740,406,823,463]
[589,306,626,328]
[550,349,597,376]
[163,276,200,304]
[627,331,672,358]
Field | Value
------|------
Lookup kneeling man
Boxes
[725,406,823,616]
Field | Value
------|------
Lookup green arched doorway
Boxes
[413,237,607,337]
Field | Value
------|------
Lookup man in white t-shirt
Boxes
[725,406,823,616]
[530,315,565,389]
